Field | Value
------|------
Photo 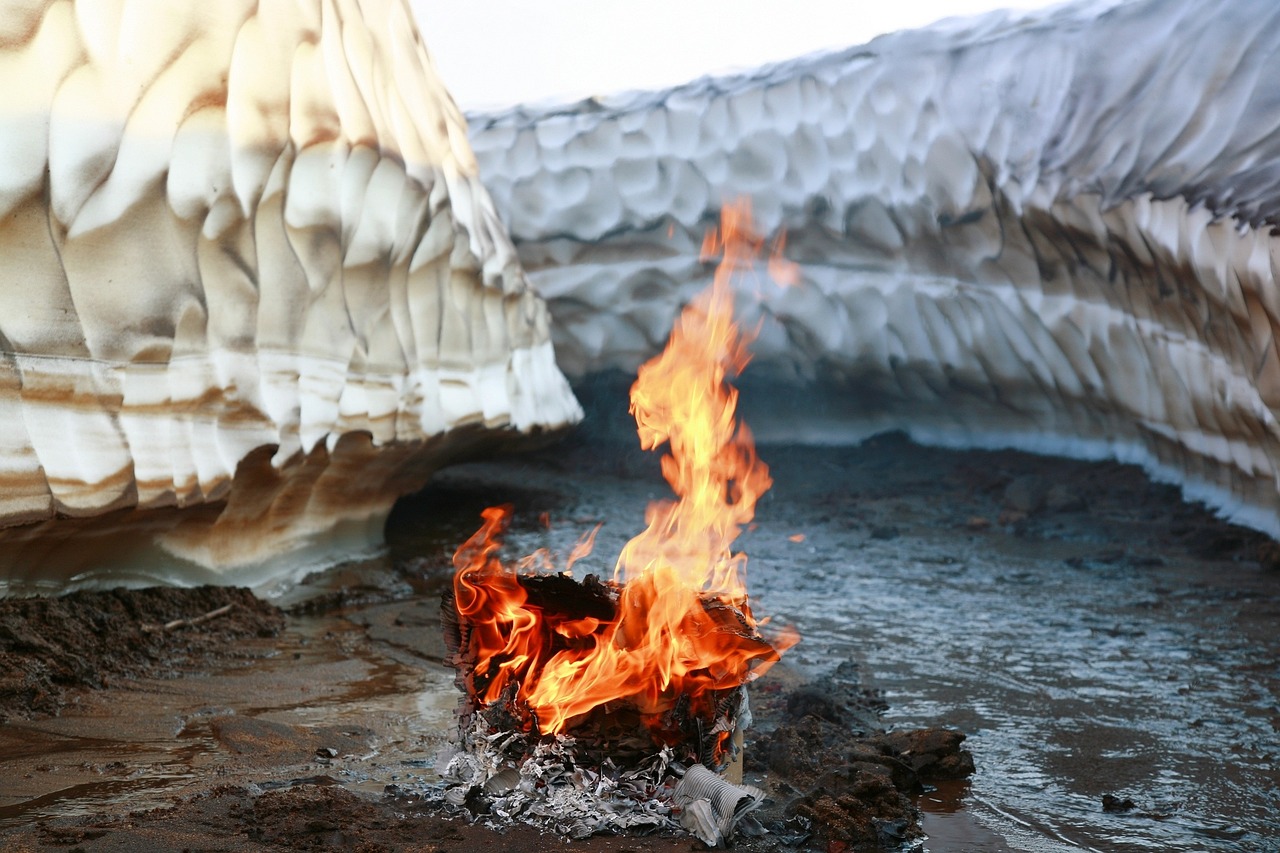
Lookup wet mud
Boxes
[2,388,1279,851]
[0,586,284,722]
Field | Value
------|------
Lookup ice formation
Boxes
[469,0,1280,536]
[0,0,580,590]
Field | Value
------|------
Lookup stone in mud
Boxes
[1045,483,1088,513]
[1102,793,1137,813]
[209,717,372,767]
[1003,476,1049,514]
[874,728,976,780]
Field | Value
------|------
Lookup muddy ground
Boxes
[0,562,970,851]
[1,390,1278,851]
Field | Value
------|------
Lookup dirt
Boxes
[0,586,284,722]
[19,783,671,852]
[749,685,973,847]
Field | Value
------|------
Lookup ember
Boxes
[444,200,798,772]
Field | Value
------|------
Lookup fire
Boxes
[450,199,798,752]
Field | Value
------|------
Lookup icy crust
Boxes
[469,0,1280,536]
[0,0,580,582]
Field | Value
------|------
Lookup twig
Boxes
[142,603,235,634]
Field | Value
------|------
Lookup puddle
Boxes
[744,440,1280,852]
[0,723,212,826]
[0,774,200,825]
[919,780,1014,852]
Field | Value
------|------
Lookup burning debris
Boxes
[434,201,797,842]
[442,557,760,772]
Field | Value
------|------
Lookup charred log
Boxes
[443,572,755,771]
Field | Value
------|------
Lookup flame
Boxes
[451,199,798,749]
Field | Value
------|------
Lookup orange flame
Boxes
[451,199,798,748]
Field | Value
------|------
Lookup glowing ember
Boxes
[449,199,798,756]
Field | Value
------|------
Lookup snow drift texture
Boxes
[470,0,1280,536]
[0,0,580,589]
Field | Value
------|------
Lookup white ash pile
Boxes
[430,715,766,845]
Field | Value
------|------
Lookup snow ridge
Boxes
[469,0,1280,535]
[0,0,581,587]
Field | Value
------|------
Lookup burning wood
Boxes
[442,558,760,770]
[437,200,797,841]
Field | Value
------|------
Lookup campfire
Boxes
[438,200,799,842]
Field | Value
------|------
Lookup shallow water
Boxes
[756,520,1279,851]
[754,453,1277,851]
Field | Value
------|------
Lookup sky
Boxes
[410,0,1078,110]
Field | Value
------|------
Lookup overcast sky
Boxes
[410,0,1079,109]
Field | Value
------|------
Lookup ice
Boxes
[469,0,1280,536]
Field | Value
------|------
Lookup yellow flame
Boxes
[452,199,798,742]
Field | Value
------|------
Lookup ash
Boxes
[419,716,765,845]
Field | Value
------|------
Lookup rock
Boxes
[785,688,851,725]
[761,716,912,785]
[0,0,581,590]
[792,769,916,846]
[1003,477,1048,514]
[755,705,965,848]
[1256,540,1280,570]
[873,729,975,781]
[1045,483,1088,513]
[1102,794,1137,814]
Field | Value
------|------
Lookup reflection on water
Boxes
[919,780,1014,851]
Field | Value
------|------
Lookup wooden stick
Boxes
[142,603,235,634]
